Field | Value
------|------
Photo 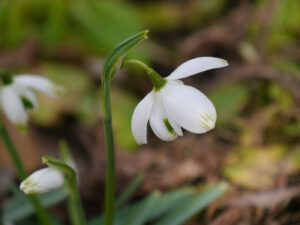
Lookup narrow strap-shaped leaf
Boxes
[152,183,228,225]
[149,187,192,220]
[115,172,145,208]
[2,188,66,223]
[122,192,160,225]
[88,192,159,225]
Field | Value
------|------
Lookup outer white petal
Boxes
[161,82,216,133]
[149,93,177,141]
[167,57,228,80]
[20,167,64,194]
[131,92,154,144]
[0,86,28,126]
[14,75,63,97]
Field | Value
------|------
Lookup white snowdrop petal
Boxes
[0,86,28,126]
[37,168,65,193]
[167,57,228,80]
[20,167,64,194]
[131,92,154,144]
[149,93,177,141]
[14,75,62,97]
[161,82,216,133]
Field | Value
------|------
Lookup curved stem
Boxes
[66,177,87,225]
[100,30,149,225]
[0,120,53,225]
[102,79,115,225]
[58,142,87,225]
[123,59,166,91]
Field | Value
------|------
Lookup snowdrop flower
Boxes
[0,72,63,129]
[131,57,228,144]
[20,167,64,194]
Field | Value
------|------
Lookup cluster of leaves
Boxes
[2,178,226,225]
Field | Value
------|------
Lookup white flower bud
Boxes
[20,167,64,194]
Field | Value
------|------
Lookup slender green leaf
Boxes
[88,192,160,225]
[122,192,160,225]
[149,188,192,220]
[115,172,145,207]
[152,183,227,225]
[2,188,66,223]
[89,185,225,225]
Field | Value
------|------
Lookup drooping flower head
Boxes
[20,167,65,194]
[131,57,228,144]
[20,152,77,195]
[0,72,63,129]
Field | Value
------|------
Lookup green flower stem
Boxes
[58,142,87,225]
[66,175,87,225]
[101,30,149,225]
[102,79,116,225]
[0,120,53,225]
[123,59,167,91]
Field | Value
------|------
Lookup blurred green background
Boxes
[0,0,299,224]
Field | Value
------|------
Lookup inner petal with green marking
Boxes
[21,97,34,110]
[163,118,176,135]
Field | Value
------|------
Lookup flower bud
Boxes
[20,167,64,194]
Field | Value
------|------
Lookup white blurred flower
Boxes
[0,74,63,129]
[20,167,64,194]
[131,57,228,144]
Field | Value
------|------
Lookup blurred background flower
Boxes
[0,0,299,224]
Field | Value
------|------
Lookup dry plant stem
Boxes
[0,120,53,225]
[102,79,115,225]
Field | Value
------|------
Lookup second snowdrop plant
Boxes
[130,57,228,144]
[99,30,229,225]
[0,72,63,129]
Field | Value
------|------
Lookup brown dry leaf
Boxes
[228,187,300,209]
